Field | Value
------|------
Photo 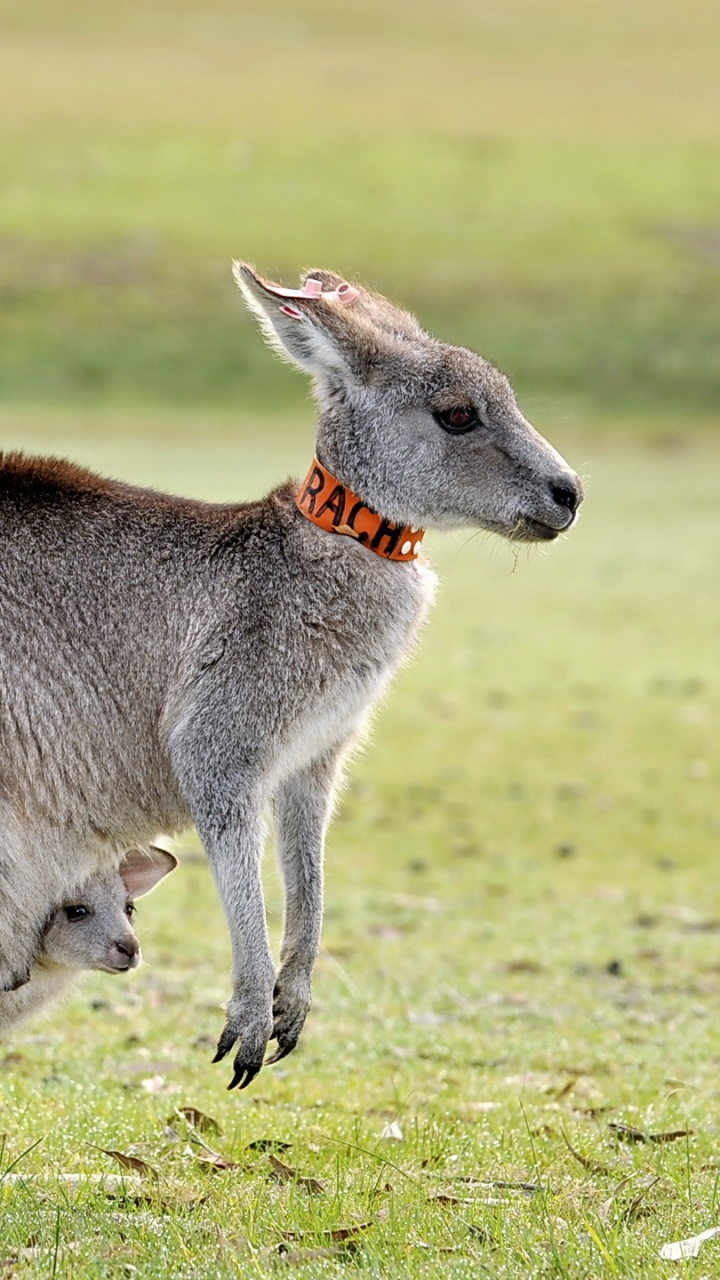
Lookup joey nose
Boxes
[114,937,139,964]
[549,476,582,517]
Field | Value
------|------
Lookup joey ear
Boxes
[118,846,178,898]
[233,261,361,379]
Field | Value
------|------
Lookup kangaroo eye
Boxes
[125,903,136,919]
[64,905,89,921]
[434,405,477,434]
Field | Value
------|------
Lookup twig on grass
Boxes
[561,1129,614,1175]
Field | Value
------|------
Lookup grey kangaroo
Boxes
[0,846,177,1036]
[0,264,582,1088]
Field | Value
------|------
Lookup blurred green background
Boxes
[1,0,719,416]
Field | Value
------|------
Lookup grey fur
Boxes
[0,264,582,1087]
[0,846,176,1037]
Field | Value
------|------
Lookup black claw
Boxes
[227,1066,246,1090]
[239,1062,261,1090]
[226,1059,262,1091]
[213,1027,237,1063]
[266,1039,296,1066]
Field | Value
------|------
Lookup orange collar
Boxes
[295,458,425,563]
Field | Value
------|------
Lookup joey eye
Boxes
[433,405,478,435]
[125,903,136,920]
[64,905,89,922]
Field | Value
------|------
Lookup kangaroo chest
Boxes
[266,556,437,783]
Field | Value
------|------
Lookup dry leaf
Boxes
[648,1128,693,1145]
[608,1123,648,1144]
[246,1138,292,1153]
[483,1179,540,1193]
[184,1127,243,1170]
[430,1194,474,1206]
[379,1121,403,1141]
[93,1147,158,1179]
[193,1150,243,1172]
[609,1122,693,1145]
[268,1155,324,1195]
[555,1079,577,1101]
[172,1107,221,1136]
[659,1226,720,1260]
[280,1223,373,1243]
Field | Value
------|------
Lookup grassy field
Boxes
[0,0,719,413]
[0,410,719,1277]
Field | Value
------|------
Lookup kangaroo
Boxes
[0,846,177,1036]
[0,264,582,1088]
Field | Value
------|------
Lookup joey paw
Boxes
[1,968,31,993]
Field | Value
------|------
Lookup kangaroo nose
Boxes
[550,477,582,516]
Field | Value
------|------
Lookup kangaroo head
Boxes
[235,263,582,541]
[40,846,177,974]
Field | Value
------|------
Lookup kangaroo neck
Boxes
[295,458,426,563]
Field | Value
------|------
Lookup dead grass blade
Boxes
[561,1129,613,1175]
[598,1172,638,1221]
[622,1176,663,1222]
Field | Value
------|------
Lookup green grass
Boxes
[1,0,719,414]
[1,134,719,414]
[1,409,719,1276]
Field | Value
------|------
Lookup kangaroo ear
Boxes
[233,261,365,379]
[118,846,178,898]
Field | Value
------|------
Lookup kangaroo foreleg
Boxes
[269,747,344,1063]
[190,786,276,1091]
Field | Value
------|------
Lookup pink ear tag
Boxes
[333,283,361,305]
[264,275,361,312]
